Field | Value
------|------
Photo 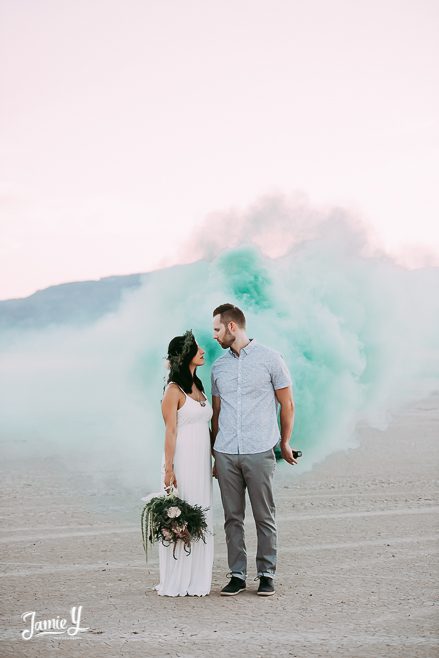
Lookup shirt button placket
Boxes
[237,355,242,454]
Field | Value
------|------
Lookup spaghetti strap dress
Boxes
[154,383,214,596]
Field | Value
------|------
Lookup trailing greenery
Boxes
[141,490,209,562]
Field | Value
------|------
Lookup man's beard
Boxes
[219,331,234,349]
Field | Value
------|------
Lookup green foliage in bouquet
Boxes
[141,490,209,561]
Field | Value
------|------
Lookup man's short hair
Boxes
[213,303,246,329]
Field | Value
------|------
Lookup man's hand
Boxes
[280,442,298,465]
[212,460,217,479]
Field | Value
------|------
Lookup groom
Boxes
[211,303,297,596]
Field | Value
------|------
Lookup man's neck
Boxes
[230,334,251,356]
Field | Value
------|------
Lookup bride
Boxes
[154,330,214,596]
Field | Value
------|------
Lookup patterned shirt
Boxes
[211,339,292,454]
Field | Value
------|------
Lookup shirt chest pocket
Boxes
[241,363,272,394]
[216,370,238,396]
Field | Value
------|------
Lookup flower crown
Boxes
[167,330,195,369]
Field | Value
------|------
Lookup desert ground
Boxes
[1,395,438,658]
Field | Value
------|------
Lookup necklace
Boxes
[192,389,206,406]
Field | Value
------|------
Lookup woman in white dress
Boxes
[154,330,214,597]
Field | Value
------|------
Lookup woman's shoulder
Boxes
[164,382,185,396]
[162,383,185,411]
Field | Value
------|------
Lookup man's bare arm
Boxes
[275,386,297,465]
[210,395,221,479]
[211,395,221,451]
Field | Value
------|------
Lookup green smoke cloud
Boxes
[0,206,438,493]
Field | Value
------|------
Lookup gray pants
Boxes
[214,447,277,580]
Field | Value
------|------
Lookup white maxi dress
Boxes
[154,384,214,596]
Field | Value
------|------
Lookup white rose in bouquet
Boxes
[167,506,182,518]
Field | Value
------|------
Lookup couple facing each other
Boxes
[154,303,297,598]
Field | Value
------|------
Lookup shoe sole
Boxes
[257,590,275,596]
[220,588,246,596]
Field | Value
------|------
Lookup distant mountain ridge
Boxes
[0,273,147,330]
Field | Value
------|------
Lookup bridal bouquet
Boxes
[141,487,209,561]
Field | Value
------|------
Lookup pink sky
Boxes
[1,0,438,300]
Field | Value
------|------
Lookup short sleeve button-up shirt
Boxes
[211,339,292,454]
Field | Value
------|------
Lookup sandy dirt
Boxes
[0,395,438,657]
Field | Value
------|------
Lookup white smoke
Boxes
[0,196,438,494]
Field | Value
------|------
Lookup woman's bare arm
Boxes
[161,385,181,489]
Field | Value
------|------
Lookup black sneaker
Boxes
[220,576,246,596]
[257,576,275,596]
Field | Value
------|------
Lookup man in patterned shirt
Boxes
[211,303,297,597]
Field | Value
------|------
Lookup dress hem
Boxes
[154,587,211,597]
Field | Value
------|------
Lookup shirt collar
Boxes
[229,338,256,358]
